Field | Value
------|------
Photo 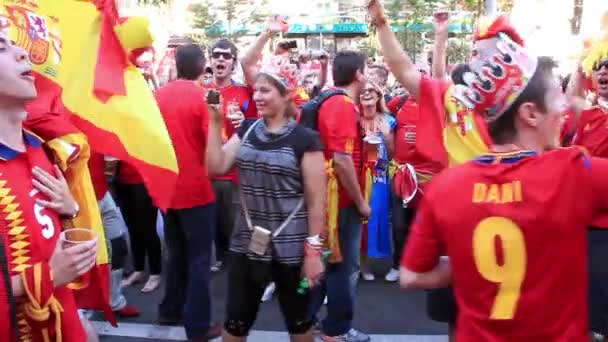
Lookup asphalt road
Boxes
[93,259,449,341]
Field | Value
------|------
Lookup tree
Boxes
[447,38,470,64]
[358,35,379,58]
[188,1,223,46]
[386,0,441,62]
[188,0,270,44]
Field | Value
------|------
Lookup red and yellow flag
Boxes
[1,0,179,210]
[1,0,179,325]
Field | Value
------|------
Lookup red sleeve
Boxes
[318,95,358,154]
[415,77,451,167]
[418,77,453,127]
[387,95,403,114]
[401,194,443,272]
[571,110,587,145]
[589,156,608,214]
[243,86,258,119]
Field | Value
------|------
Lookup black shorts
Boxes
[426,287,457,324]
[589,228,608,335]
[224,252,313,336]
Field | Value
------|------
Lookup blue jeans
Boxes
[159,203,216,339]
[309,205,362,336]
[98,192,129,311]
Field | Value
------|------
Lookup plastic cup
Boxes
[60,228,98,290]
[60,228,98,249]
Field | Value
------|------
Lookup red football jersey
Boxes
[394,98,444,177]
[402,148,608,342]
[0,130,85,341]
[573,106,608,157]
[317,93,362,209]
[157,80,215,209]
[203,81,258,182]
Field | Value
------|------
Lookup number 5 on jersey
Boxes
[473,217,527,320]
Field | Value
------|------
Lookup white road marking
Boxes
[92,321,448,341]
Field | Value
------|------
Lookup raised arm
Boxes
[318,54,329,89]
[241,31,273,87]
[241,16,285,87]
[205,103,242,176]
[367,0,421,98]
[432,12,450,81]
[566,66,590,119]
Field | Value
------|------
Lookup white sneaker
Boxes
[384,268,400,282]
[323,296,328,305]
[361,272,375,281]
[261,282,276,302]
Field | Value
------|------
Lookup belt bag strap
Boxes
[238,118,305,238]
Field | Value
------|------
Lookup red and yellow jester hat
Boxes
[582,11,608,78]
[474,15,525,46]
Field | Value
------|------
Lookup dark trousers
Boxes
[224,252,312,336]
[309,206,362,336]
[115,182,161,275]
[589,228,608,335]
[159,203,216,339]
[391,195,415,269]
[212,180,237,262]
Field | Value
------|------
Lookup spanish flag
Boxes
[24,109,117,326]
[1,0,178,325]
[1,0,179,210]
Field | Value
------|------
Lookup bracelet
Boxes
[305,243,322,257]
[306,234,324,247]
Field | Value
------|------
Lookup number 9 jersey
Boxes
[402,147,608,342]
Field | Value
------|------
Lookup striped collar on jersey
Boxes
[0,130,44,161]
[475,150,537,164]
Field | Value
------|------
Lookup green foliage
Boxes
[446,38,470,64]
[189,0,270,44]
[386,0,441,61]
[358,35,379,58]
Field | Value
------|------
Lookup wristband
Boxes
[305,242,322,257]
[306,234,324,247]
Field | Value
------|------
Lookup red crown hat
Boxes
[474,15,525,46]
[259,55,299,94]
[458,32,538,122]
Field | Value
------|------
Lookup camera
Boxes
[206,89,221,105]
[278,40,298,51]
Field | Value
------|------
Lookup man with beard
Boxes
[202,39,258,272]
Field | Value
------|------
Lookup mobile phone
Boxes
[206,89,221,105]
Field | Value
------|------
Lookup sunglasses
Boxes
[593,60,608,72]
[212,51,234,60]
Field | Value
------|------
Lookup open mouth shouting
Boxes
[20,68,34,82]
[597,73,608,94]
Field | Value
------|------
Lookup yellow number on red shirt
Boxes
[473,216,527,320]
